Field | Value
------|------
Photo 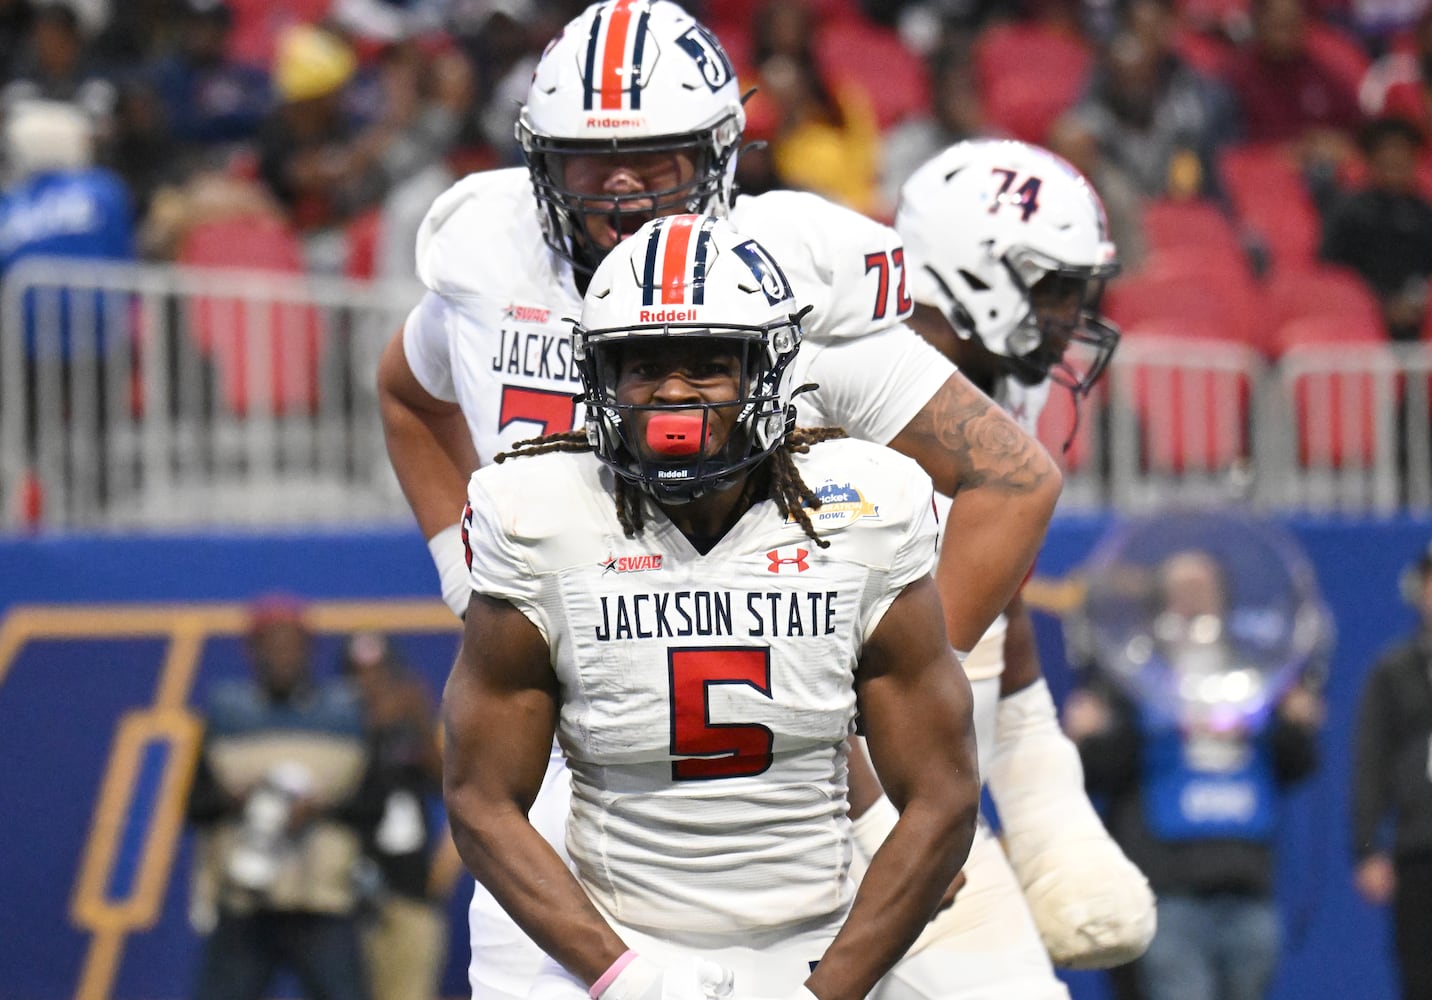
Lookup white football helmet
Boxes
[574,213,803,504]
[896,139,1121,395]
[518,0,746,275]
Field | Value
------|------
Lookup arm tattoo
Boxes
[911,376,1053,494]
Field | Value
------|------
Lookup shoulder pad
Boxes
[415,168,539,295]
[733,191,909,343]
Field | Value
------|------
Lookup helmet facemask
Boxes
[520,115,743,277]
[998,245,1121,397]
[575,320,800,504]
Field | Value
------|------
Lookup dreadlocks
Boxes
[494,426,848,548]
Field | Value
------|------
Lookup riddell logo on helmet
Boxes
[585,115,645,128]
[640,308,696,321]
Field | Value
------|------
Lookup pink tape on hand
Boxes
[589,950,639,1000]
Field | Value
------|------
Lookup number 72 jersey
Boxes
[404,168,943,466]
[461,440,938,936]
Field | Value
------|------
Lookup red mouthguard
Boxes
[646,413,708,456]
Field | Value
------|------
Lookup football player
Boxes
[443,213,980,1000]
[376,3,1061,997]
[848,139,1157,1000]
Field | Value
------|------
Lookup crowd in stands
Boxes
[4,0,1432,422]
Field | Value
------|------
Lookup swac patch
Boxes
[502,302,552,324]
[601,552,664,574]
[675,24,733,91]
[732,238,794,306]
[791,481,881,529]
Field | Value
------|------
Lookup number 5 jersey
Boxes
[461,438,938,937]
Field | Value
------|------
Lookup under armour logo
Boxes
[766,548,810,573]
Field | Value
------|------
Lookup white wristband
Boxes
[427,522,471,619]
[850,794,899,862]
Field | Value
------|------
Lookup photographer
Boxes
[186,594,384,1000]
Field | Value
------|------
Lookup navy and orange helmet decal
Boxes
[639,214,718,307]
[582,0,652,111]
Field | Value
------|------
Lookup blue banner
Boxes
[1,515,1427,1000]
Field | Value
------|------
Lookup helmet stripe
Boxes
[628,8,650,110]
[599,0,638,111]
[582,10,603,111]
[660,214,697,304]
[690,218,713,306]
[640,219,662,306]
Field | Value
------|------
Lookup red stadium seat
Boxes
[1272,313,1386,353]
[177,216,325,417]
[344,208,383,281]
[1306,22,1373,96]
[225,0,332,67]
[1281,341,1394,467]
[975,25,1090,144]
[973,23,1092,99]
[983,71,1084,145]
[1036,382,1102,473]
[1264,265,1385,344]
[1140,199,1246,260]
[1117,333,1256,474]
[814,19,929,130]
[1174,27,1236,77]
[1105,264,1268,352]
[1177,0,1248,30]
[1219,143,1322,272]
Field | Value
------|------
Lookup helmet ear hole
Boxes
[957,269,989,292]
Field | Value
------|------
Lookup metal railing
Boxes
[0,257,422,531]
[3,259,1430,532]
[1264,343,1432,513]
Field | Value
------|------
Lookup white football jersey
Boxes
[993,377,1051,437]
[462,438,938,935]
[404,170,954,464]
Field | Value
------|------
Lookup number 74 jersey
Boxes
[404,168,934,466]
[462,439,938,936]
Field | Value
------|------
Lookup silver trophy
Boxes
[226,762,314,893]
[1067,510,1331,745]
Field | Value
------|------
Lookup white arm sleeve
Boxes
[850,794,899,864]
[987,679,1157,970]
[402,291,459,403]
[793,325,953,446]
[426,522,470,619]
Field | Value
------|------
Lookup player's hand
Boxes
[1277,684,1325,728]
[933,868,967,914]
[594,952,735,1000]
[1355,853,1396,906]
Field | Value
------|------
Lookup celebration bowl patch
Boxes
[791,481,880,530]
